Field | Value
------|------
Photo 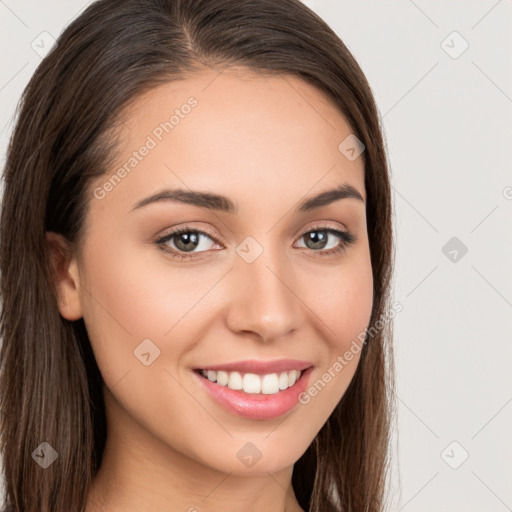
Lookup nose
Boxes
[225,244,304,342]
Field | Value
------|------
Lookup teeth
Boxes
[199,369,302,394]
[228,371,243,390]
[216,370,229,386]
[243,373,261,393]
[278,372,288,390]
[261,373,279,394]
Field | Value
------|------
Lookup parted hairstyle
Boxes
[0,0,396,510]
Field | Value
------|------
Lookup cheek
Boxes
[313,248,374,350]
[77,232,178,386]
[299,247,373,407]
[78,229,231,392]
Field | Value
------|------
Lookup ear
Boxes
[45,231,83,321]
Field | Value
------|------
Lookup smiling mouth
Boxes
[194,368,306,395]
[192,365,315,420]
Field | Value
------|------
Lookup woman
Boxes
[0,0,396,511]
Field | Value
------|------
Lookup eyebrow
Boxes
[129,183,364,214]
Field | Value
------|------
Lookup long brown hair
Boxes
[0,0,395,510]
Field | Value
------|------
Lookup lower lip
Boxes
[192,366,314,420]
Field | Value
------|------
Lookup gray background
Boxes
[1,1,511,510]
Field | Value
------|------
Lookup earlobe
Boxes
[45,231,83,321]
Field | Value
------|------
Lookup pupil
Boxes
[307,231,327,249]
[176,232,199,252]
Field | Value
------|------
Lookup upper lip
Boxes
[195,359,313,375]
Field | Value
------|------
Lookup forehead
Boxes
[123,66,348,129]
[92,67,366,216]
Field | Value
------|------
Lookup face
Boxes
[50,67,373,477]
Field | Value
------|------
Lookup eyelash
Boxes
[155,224,357,262]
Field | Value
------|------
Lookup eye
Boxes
[155,224,357,262]
[155,227,220,261]
[295,226,356,258]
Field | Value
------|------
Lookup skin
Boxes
[46,67,373,512]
